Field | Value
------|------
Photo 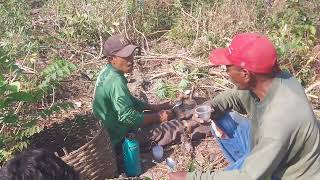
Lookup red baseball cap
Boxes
[209,33,277,74]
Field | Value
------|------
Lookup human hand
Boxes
[168,171,188,180]
[159,110,174,123]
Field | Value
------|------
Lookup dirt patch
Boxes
[139,137,227,179]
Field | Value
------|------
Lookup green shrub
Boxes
[0,0,38,59]
[169,22,197,47]
[0,47,76,165]
[126,0,179,39]
[266,1,318,85]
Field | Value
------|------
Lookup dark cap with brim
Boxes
[113,44,138,58]
[103,34,139,58]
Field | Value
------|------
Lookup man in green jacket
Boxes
[169,33,320,180]
[92,34,175,147]
[92,34,211,151]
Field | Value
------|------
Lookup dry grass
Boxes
[206,0,260,37]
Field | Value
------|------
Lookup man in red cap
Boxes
[169,33,320,180]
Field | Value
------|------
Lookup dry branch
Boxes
[137,52,203,66]
[149,72,172,80]
[305,81,320,93]
[132,20,150,52]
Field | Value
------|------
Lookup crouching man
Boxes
[169,33,320,180]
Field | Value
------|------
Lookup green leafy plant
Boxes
[155,80,177,100]
[0,48,77,164]
[38,59,77,90]
[155,61,209,100]
[179,78,190,91]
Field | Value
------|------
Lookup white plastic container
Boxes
[195,105,211,121]
[152,145,164,161]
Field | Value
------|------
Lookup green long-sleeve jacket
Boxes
[187,72,320,180]
[92,64,145,145]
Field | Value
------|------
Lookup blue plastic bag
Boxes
[122,138,142,177]
[212,112,251,170]
[212,112,281,180]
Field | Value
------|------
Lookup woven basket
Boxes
[62,127,117,180]
[29,114,118,180]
